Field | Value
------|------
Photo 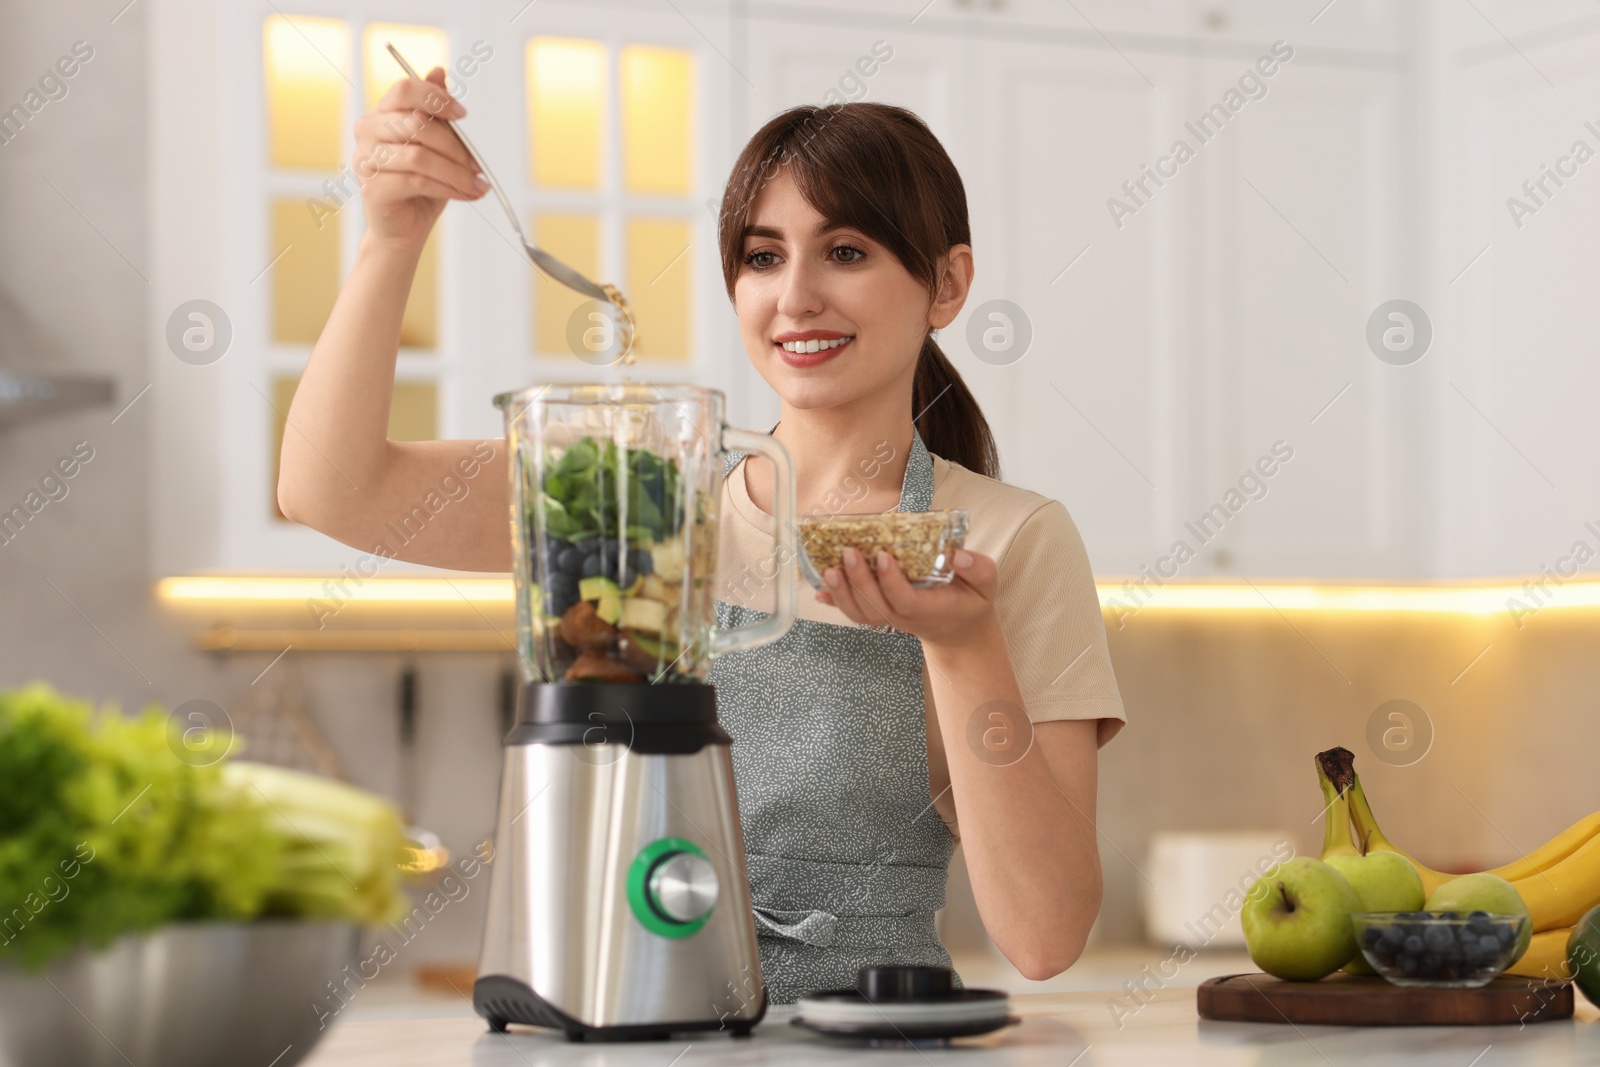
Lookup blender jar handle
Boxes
[713,427,797,658]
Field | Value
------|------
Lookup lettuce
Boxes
[0,684,405,972]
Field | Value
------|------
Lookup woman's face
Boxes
[733,170,956,412]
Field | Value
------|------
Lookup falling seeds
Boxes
[601,282,637,365]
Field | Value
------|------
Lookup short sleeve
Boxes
[995,499,1126,746]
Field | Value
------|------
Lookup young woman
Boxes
[279,68,1126,1004]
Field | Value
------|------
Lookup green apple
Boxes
[1324,851,1426,974]
[1242,857,1364,981]
[1425,872,1533,963]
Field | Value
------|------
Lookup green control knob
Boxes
[627,837,718,938]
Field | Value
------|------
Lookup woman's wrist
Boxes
[920,607,1006,667]
[356,228,429,268]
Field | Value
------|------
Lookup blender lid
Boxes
[791,965,1016,1042]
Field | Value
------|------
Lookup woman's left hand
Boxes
[816,546,1000,650]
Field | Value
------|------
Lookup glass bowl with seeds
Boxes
[796,510,970,589]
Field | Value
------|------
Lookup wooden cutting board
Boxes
[1197,972,1573,1026]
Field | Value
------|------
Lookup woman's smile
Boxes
[773,329,855,368]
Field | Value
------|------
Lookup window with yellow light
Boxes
[263,14,443,522]
[527,37,697,363]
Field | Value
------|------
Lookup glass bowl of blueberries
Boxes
[1352,911,1530,988]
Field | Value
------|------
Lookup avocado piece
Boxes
[618,629,664,674]
[579,576,622,601]
[617,629,686,677]
[577,575,622,624]
[624,629,666,658]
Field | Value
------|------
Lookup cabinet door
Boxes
[1434,30,1600,577]
[966,39,1189,574]
[1191,56,1407,577]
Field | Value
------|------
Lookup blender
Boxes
[474,383,798,1040]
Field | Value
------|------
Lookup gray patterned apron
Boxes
[709,428,961,1005]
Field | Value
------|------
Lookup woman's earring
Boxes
[930,327,941,339]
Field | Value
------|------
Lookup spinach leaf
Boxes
[538,437,683,543]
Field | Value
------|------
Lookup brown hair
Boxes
[716,102,1001,480]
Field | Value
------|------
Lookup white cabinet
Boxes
[965,40,1189,576]
[971,42,1410,577]
[1431,18,1600,578]
[1190,56,1410,577]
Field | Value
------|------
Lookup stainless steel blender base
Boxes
[474,684,767,1040]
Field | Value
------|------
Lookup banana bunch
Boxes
[1505,927,1576,980]
[1315,747,1600,935]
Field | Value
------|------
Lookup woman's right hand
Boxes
[354,66,488,250]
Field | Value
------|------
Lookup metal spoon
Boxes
[385,42,612,305]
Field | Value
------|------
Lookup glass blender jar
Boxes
[495,382,797,683]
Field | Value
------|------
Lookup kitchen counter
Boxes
[302,986,1600,1066]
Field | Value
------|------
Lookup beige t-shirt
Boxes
[716,446,1126,838]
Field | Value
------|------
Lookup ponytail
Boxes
[912,334,1000,480]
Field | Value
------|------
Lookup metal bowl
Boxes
[0,919,360,1067]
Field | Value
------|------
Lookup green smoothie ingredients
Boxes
[524,436,711,683]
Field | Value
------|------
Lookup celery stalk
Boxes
[223,762,409,925]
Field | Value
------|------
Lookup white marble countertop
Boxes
[302,985,1600,1066]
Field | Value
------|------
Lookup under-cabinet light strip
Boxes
[154,576,1600,615]
[156,576,513,603]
